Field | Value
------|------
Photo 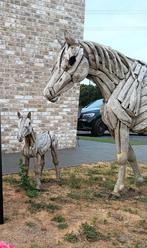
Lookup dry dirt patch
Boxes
[0,162,147,248]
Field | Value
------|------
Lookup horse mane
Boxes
[80,41,135,78]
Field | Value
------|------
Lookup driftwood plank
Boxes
[117,76,135,102]
[108,98,132,127]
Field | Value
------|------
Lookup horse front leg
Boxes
[34,153,43,190]
[128,144,144,185]
[113,122,129,195]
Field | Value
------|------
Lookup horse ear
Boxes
[27,112,31,119]
[17,111,22,119]
[64,30,78,46]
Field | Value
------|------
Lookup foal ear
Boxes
[27,112,31,119]
[64,30,78,46]
[17,111,22,119]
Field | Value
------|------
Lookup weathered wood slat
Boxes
[93,76,111,101]
[97,71,115,93]
[133,119,147,132]
[103,104,118,130]
[121,79,138,110]
[140,95,147,106]
[117,76,135,102]
[108,98,132,127]
[135,110,147,125]
[141,85,147,96]
[138,66,147,82]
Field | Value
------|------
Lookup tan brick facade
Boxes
[0,0,85,153]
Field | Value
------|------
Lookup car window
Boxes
[85,99,103,110]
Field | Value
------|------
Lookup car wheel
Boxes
[91,118,106,136]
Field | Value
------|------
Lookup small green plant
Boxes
[64,232,78,243]
[4,176,19,185]
[28,200,60,213]
[19,159,30,189]
[25,222,36,228]
[68,174,82,189]
[134,241,142,248]
[19,159,39,198]
[58,223,68,229]
[81,222,99,242]
[51,215,66,223]
[138,219,147,229]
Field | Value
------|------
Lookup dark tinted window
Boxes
[85,99,103,110]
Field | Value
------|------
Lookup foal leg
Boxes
[128,144,144,184]
[113,122,129,194]
[51,140,60,180]
[34,153,43,190]
[22,154,29,176]
[41,155,45,177]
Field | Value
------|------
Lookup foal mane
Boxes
[80,41,134,79]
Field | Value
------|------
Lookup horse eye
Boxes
[68,56,76,66]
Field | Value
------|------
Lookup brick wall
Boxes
[0,0,85,153]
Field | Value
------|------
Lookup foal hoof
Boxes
[36,184,42,190]
[108,192,121,200]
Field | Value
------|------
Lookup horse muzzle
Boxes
[43,87,59,102]
[17,135,23,142]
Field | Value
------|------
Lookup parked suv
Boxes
[78,99,108,136]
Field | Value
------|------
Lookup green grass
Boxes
[80,222,105,242]
[79,136,147,145]
[64,232,78,243]
[28,200,61,213]
[51,215,66,223]
[57,223,68,229]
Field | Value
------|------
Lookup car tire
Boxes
[91,118,106,136]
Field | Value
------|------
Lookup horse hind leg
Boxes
[128,144,144,185]
[50,138,60,180]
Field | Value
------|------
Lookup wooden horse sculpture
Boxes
[43,31,145,196]
[17,111,60,189]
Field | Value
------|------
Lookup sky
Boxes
[84,0,147,61]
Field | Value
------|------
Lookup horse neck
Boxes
[24,128,36,147]
[81,41,132,102]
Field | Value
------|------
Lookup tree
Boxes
[79,84,102,107]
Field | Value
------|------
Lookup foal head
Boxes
[17,112,33,142]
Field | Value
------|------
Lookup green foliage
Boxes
[64,232,79,243]
[57,223,68,229]
[3,176,19,185]
[28,200,60,213]
[60,174,82,189]
[79,83,102,107]
[81,222,99,242]
[19,159,39,198]
[80,222,107,242]
[51,215,66,223]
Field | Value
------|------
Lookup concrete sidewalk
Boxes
[2,140,147,174]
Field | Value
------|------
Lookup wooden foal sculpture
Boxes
[43,32,145,196]
[17,111,60,189]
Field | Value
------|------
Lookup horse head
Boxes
[17,111,32,142]
[43,31,89,102]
